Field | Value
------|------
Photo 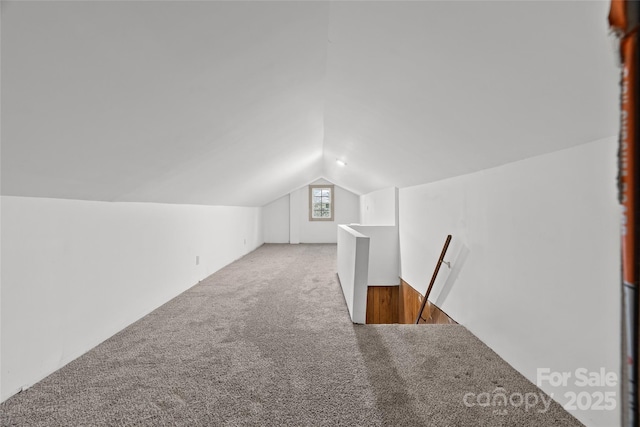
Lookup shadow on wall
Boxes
[434,243,470,308]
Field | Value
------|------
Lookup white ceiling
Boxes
[1,0,619,206]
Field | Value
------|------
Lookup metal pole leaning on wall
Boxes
[415,235,452,324]
[610,1,640,425]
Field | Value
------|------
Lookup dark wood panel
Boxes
[420,300,456,324]
[391,286,399,324]
[399,279,422,324]
[366,281,454,324]
[398,279,456,325]
[366,287,375,323]
[434,303,456,324]
[366,286,399,324]
[374,286,380,322]
[379,287,390,323]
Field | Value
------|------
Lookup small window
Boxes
[309,184,334,221]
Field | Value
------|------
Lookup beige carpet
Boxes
[1,243,582,426]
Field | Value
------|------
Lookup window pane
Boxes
[310,186,333,220]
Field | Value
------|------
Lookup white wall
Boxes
[284,178,359,244]
[1,196,263,402]
[359,187,398,226]
[356,187,400,284]
[399,138,620,427]
[350,225,399,286]
[263,195,290,243]
[337,225,369,324]
[289,190,302,244]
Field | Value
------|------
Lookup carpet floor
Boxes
[1,243,582,426]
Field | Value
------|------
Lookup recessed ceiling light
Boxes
[336,159,347,167]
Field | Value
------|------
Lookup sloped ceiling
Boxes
[1,0,619,207]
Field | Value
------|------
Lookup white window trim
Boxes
[309,184,335,221]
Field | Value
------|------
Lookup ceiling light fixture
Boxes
[336,159,347,167]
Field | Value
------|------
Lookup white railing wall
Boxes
[337,224,400,323]
[337,225,370,324]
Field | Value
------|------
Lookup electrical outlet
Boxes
[195,256,199,265]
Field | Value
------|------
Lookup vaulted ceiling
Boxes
[1,1,619,207]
